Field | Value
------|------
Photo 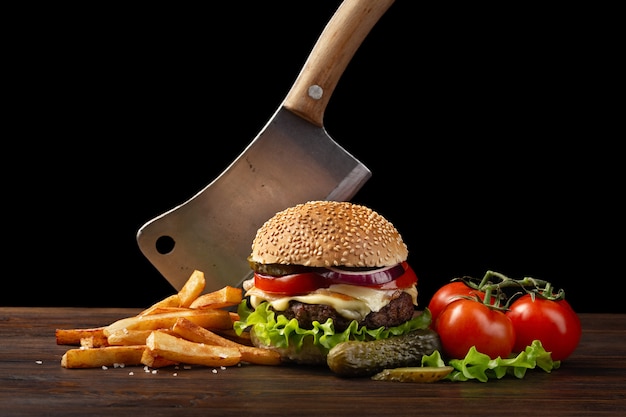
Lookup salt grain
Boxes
[128,371,134,376]
[102,366,108,370]
[212,369,218,374]
[35,360,42,365]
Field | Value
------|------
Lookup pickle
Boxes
[371,366,453,383]
[326,329,442,377]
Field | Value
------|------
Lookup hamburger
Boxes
[234,200,429,364]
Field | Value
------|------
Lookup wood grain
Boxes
[1,307,624,417]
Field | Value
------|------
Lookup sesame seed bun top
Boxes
[250,200,408,268]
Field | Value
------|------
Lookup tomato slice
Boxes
[254,272,328,294]
[254,262,418,295]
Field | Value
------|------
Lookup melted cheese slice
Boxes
[244,279,418,322]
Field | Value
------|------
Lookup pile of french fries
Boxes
[56,270,281,369]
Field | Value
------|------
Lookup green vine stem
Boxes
[455,270,566,309]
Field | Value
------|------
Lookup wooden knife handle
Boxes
[282,0,395,127]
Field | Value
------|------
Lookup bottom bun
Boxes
[250,328,327,365]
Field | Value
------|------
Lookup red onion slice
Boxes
[321,263,405,285]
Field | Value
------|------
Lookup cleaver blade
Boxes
[137,0,394,292]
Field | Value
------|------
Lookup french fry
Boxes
[103,308,233,337]
[80,337,97,349]
[136,269,205,316]
[138,294,181,316]
[61,345,146,368]
[140,307,192,316]
[140,348,178,368]
[58,275,275,370]
[172,318,281,365]
[189,285,242,309]
[214,328,253,346]
[172,317,236,346]
[146,330,241,367]
[56,327,108,347]
[237,343,282,366]
[177,269,206,307]
[106,329,156,346]
[107,328,177,346]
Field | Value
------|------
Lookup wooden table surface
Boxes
[1,307,625,417]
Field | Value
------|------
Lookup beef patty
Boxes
[272,291,415,332]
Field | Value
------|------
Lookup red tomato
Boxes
[506,294,582,361]
[254,262,417,295]
[435,298,516,359]
[427,281,488,324]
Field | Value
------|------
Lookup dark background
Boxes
[5,2,622,313]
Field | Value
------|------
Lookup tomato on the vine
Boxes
[506,294,581,361]
[435,298,515,360]
[427,281,491,325]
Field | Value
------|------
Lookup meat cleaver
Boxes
[137,0,395,292]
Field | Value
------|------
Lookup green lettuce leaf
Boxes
[421,340,560,382]
[234,301,431,356]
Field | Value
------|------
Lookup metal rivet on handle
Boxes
[308,85,323,100]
